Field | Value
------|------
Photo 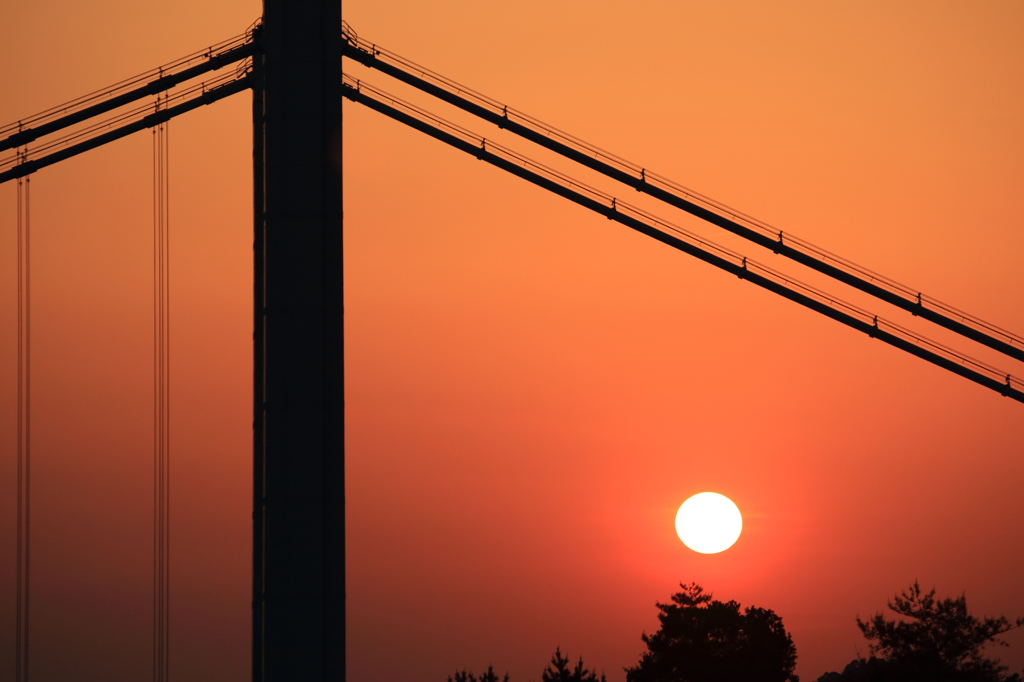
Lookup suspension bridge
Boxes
[2,2,1021,680]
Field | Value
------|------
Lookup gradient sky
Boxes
[2,2,1023,681]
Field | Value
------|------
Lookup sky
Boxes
[2,2,1023,681]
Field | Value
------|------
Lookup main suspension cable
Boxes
[0,25,256,152]
[341,26,1024,363]
[342,74,1024,404]
[0,69,251,185]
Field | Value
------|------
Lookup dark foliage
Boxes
[815,582,1024,682]
[815,655,1020,682]
[448,649,603,682]
[448,666,510,682]
[624,582,799,682]
[542,647,607,682]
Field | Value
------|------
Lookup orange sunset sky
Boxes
[1,2,1023,681]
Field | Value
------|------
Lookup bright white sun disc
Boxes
[675,492,742,554]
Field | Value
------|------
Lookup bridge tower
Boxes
[252,1,344,679]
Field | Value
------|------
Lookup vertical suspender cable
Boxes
[15,159,31,682]
[162,114,171,682]
[151,122,158,682]
[151,112,158,682]
[152,99,171,682]
[152,114,158,682]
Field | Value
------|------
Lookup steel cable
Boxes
[342,75,1023,402]
[15,168,31,682]
[152,109,171,682]
[341,28,1024,359]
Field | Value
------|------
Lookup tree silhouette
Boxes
[448,649,603,682]
[448,666,510,682]
[542,647,607,682]
[625,582,799,682]
[815,581,1024,682]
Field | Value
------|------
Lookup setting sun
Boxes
[675,492,743,554]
